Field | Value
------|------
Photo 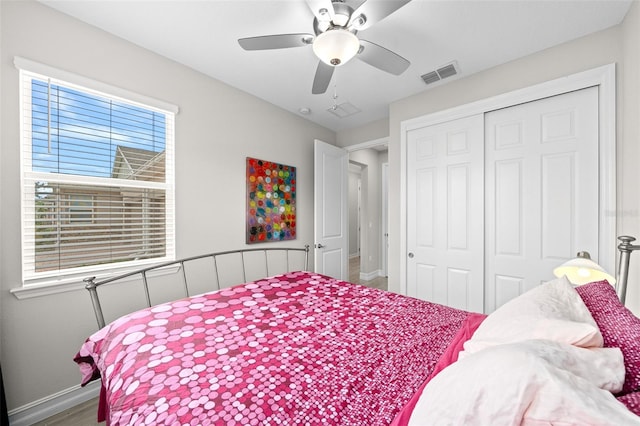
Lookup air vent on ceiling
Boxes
[421,61,460,85]
[421,71,440,85]
[327,101,361,118]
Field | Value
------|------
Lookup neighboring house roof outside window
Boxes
[112,145,166,182]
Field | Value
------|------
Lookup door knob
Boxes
[315,243,325,249]
[408,252,414,258]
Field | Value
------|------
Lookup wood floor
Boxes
[35,258,387,425]
[32,397,100,426]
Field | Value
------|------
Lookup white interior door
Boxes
[314,139,348,280]
[484,86,599,311]
[406,114,485,312]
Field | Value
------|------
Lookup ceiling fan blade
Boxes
[238,34,314,51]
[312,61,334,94]
[305,0,335,23]
[349,0,412,31]
[357,39,410,75]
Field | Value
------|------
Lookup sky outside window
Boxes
[30,79,166,178]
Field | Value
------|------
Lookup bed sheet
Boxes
[75,271,470,425]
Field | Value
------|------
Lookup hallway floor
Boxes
[349,256,388,291]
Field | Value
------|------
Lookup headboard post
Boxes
[616,235,640,305]
[84,276,106,329]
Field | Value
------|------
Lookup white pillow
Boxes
[409,340,633,426]
[461,276,602,357]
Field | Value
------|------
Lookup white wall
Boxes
[381,5,640,314]
[0,0,335,413]
[337,118,388,147]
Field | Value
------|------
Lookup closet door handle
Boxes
[408,252,414,258]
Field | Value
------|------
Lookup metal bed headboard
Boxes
[617,236,639,305]
[84,245,310,329]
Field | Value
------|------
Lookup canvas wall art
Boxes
[246,157,296,243]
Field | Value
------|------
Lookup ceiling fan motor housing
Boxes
[313,1,355,35]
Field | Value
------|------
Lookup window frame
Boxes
[15,57,178,292]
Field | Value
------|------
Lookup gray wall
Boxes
[0,0,335,411]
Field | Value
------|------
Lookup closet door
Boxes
[484,86,599,312]
[406,114,484,312]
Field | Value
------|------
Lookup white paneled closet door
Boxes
[484,86,599,312]
[406,114,485,312]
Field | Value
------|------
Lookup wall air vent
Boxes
[421,61,460,85]
[327,101,361,118]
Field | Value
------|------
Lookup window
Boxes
[18,60,176,285]
[66,194,94,224]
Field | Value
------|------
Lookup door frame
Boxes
[399,63,616,296]
[381,162,389,277]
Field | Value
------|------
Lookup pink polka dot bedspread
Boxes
[74,271,470,425]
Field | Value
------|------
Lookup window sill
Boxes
[11,264,181,300]
[11,279,90,299]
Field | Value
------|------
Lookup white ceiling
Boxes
[39,0,632,132]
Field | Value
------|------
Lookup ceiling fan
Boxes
[238,0,412,95]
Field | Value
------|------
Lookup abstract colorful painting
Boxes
[246,157,296,243]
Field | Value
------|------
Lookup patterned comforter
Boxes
[75,271,470,425]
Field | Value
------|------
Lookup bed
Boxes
[74,246,640,425]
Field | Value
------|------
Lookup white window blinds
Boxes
[18,64,176,285]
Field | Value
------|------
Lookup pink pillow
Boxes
[617,392,640,416]
[576,280,640,394]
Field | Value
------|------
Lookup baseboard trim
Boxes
[8,380,101,426]
[359,269,383,281]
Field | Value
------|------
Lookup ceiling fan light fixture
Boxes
[313,29,360,66]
